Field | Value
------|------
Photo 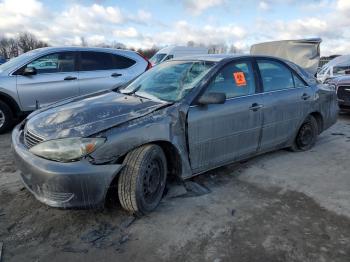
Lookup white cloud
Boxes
[113,27,140,38]
[0,1,152,47]
[143,20,246,48]
[136,10,152,22]
[0,0,43,17]
[0,0,47,33]
[183,0,226,15]
[336,0,350,10]
[259,1,270,11]
[0,0,350,56]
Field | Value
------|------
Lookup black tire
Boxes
[290,115,318,152]
[118,144,167,215]
[0,101,14,134]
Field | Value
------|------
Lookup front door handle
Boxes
[301,93,310,100]
[249,103,263,111]
[111,73,122,77]
[64,76,77,81]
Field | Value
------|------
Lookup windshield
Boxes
[121,60,215,102]
[149,53,167,65]
[0,49,43,73]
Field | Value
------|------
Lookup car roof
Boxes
[172,54,316,85]
[172,54,299,63]
[172,54,241,62]
[33,46,138,56]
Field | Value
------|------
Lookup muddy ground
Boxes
[0,115,350,262]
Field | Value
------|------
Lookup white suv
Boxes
[0,47,151,133]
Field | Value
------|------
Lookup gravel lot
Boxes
[0,115,350,262]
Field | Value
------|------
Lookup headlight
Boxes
[29,137,106,162]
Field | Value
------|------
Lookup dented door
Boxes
[187,60,263,173]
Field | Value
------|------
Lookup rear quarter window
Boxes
[112,54,136,69]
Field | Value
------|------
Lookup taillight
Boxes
[137,52,152,71]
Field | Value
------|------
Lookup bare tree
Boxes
[0,37,19,59]
[0,38,10,59]
[112,42,127,49]
[17,32,48,53]
[187,41,195,47]
[137,46,159,58]
[8,38,19,57]
[0,32,48,59]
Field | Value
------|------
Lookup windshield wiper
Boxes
[120,84,142,95]
[134,91,170,103]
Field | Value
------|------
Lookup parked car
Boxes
[0,47,152,133]
[149,46,208,65]
[317,55,350,83]
[12,55,338,215]
[327,75,350,112]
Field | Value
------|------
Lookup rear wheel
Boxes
[0,101,14,134]
[118,144,167,215]
[290,115,318,151]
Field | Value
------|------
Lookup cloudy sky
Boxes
[0,0,349,55]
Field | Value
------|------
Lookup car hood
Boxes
[25,90,167,140]
[250,38,321,75]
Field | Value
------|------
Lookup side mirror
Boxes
[23,67,37,76]
[197,92,226,105]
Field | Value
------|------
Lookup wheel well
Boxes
[0,93,21,117]
[153,141,182,180]
[310,112,323,134]
[104,141,183,208]
[114,141,182,179]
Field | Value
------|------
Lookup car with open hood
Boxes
[12,54,338,215]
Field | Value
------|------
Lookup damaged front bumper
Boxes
[12,125,123,208]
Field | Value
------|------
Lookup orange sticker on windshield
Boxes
[233,72,247,86]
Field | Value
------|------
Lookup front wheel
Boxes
[118,144,167,215]
[290,115,318,152]
[0,101,14,134]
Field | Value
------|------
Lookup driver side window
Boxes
[26,52,76,74]
[205,61,256,99]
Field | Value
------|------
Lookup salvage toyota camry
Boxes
[12,55,338,215]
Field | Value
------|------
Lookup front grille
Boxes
[24,129,45,148]
[337,86,350,102]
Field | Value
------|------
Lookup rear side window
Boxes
[26,52,76,74]
[113,54,136,69]
[80,52,135,71]
[80,51,114,71]
[205,61,256,99]
[257,60,294,92]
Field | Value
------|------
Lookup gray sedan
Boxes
[12,55,338,215]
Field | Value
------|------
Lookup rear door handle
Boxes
[111,73,122,77]
[301,93,310,100]
[64,76,77,81]
[249,103,263,111]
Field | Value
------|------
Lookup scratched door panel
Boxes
[187,95,263,173]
